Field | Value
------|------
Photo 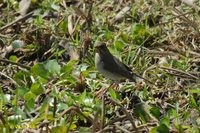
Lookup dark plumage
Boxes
[95,42,137,82]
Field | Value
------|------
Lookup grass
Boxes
[0,0,200,132]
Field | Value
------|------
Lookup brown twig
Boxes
[39,120,50,133]
[0,72,18,88]
[134,72,155,86]
[107,97,138,133]
[137,122,157,129]
[172,8,199,33]
[92,112,99,133]
[59,106,93,124]
[0,58,31,70]
[0,11,34,32]
[144,48,177,56]
[164,71,197,81]
[101,95,105,130]
[96,126,115,133]
[160,89,184,99]
[105,115,127,127]
[115,124,131,133]
[66,111,74,133]
[53,97,57,118]
[158,10,194,26]
[87,2,93,30]
[159,66,198,80]
[0,112,6,127]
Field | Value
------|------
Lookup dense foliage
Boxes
[0,0,200,132]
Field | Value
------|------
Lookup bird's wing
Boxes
[113,57,132,72]
[100,52,135,81]
[113,56,136,80]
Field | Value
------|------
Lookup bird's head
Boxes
[94,42,108,53]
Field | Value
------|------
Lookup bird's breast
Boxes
[95,53,104,71]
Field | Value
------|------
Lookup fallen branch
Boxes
[159,66,198,80]
[59,106,93,124]
[0,11,34,32]
[107,97,138,133]
[115,124,131,133]
[0,58,31,69]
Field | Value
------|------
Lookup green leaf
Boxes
[66,93,75,106]
[167,108,179,118]
[15,86,29,97]
[1,94,11,103]
[150,124,169,133]
[34,15,44,26]
[77,64,88,72]
[109,88,117,100]
[44,60,61,75]
[59,19,68,33]
[160,117,170,128]
[61,60,77,74]
[15,108,26,118]
[142,85,148,100]
[9,55,17,62]
[189,89,200,94]
[51,4,60,11]
[115,40,125,51]
[171,60,184,70]
[133,102,151,123]
[150,106,161,120]
[66,123,77,130]
[57,103,68,111]
[189,95,198,109]
[84,97,93,106]
[150,127,157,133]
[31,82,44,95]
[183,111,190,121]
[79,127,91,132]
[24,92,36,101]
[51,88,57,97]
[157,124,169,133]
[11,40,24,49]
[25,99,35,110]
[132,23,146,36]
[82,71,89,77]
[104,29,114,40]
[78,90,86,104]
[39,100,49,114]
[51,126,67,133]
[14,71,31,84]
[131,23,148,44]
[88,73,97,79]
[8,115,22,123]
[31,63,50,79]
[30,114,45,126]
[78,111,90,121]
[120,33,131,43]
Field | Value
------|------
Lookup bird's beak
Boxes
[95,48,100,53]
[94,46,98,52]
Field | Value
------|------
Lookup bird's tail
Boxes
[133,73,155,85]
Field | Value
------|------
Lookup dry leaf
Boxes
[68,14,74,35]
[113,6,131,23]
[19,0,32,16]
[73,6,87,20]
[182,0,195,6]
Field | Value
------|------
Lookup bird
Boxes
[94,42,152,84]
